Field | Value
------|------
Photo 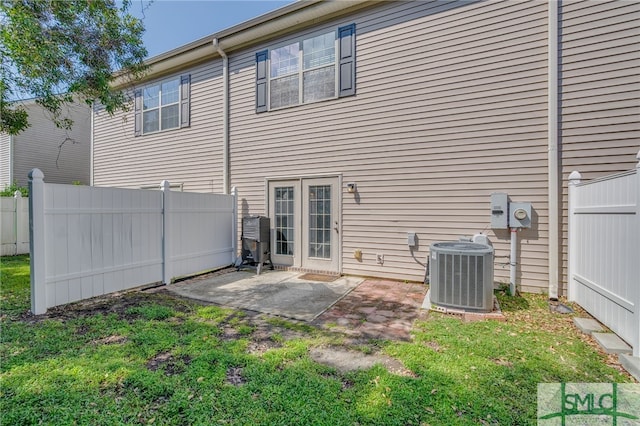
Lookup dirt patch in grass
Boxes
[423,341,442,352]
[146,352,192,376]
[225,367,246,386]
[246,340,282,356]
[22,290,195,323]
[491,357,514,368]
[310,346,416,377]
[93,335,128,345]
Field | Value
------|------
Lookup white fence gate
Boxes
[568,154,640,357]
[1,192,29,256]
[29,169,237,315]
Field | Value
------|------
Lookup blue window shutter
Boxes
[338,23,356,97]
[180,74,191,128]
[134,89,142,136]
[256,50,268,113]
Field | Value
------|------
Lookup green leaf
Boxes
[0,0,148,135]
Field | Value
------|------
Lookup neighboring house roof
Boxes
[113,0,375,87]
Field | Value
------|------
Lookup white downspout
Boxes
[547,0,560,300]
[213,38,230,194]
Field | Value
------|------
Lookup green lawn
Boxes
[0,255,633,425]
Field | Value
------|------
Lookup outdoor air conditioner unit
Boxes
[428,241,494,312]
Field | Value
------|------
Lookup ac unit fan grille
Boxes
[438,253,485,309]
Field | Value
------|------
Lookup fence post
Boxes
[161,180,172,285]
[634,151,640,357]
[14,190,27,254]
[567,170,581,302]
[28,169,46,315]
[231,186,238,264]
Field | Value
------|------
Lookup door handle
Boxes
[334,221,339,233]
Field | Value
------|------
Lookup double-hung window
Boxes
[256,23,355,113]
[134,75,191,136]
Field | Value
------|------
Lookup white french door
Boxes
[268,177,340,273]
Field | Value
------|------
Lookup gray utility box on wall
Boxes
[490,192,509,229]
[508,202,532,229]
[239,216,273,274]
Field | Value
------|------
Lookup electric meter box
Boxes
[509,202,532,229]
[490,192,509,229]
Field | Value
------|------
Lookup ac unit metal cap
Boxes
[430,241,494,254]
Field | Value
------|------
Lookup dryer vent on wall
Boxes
[429,242,494,312]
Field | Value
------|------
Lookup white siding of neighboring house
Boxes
[228,0,552,291]
[0,133,11,189]
[92,60,225,193]
[559,0,640,287]
[11,102,91,186]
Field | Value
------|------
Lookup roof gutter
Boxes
[213,38,230,195]
[548,0,560,300]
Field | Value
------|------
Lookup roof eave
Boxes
[112,0,376,89]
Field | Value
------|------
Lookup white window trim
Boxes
[267,29,339,111]
[141,76,181,135]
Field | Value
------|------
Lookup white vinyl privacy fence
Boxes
[29,169,237,315]
[568,154,640,357]
[1,192,29,256]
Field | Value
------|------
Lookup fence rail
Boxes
[568,152,640,357]
[29,169,237,314]
[0,192,29,256]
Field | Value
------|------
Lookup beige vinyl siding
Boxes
[92,60,224,193]
[559,0,640,292]
[0,133,12,188]
[10,103,90,187]
[229,0,550,289]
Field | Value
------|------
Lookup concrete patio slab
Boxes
[166,270,363,321]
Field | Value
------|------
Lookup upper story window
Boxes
[134,75,191,136]
[143,78,179,133]
[255,23,355,113]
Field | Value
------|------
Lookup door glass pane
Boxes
[275,187,294,256]
[308,185,331,259]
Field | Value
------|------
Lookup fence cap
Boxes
[568,171,582,184]
[28,168,44,180]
